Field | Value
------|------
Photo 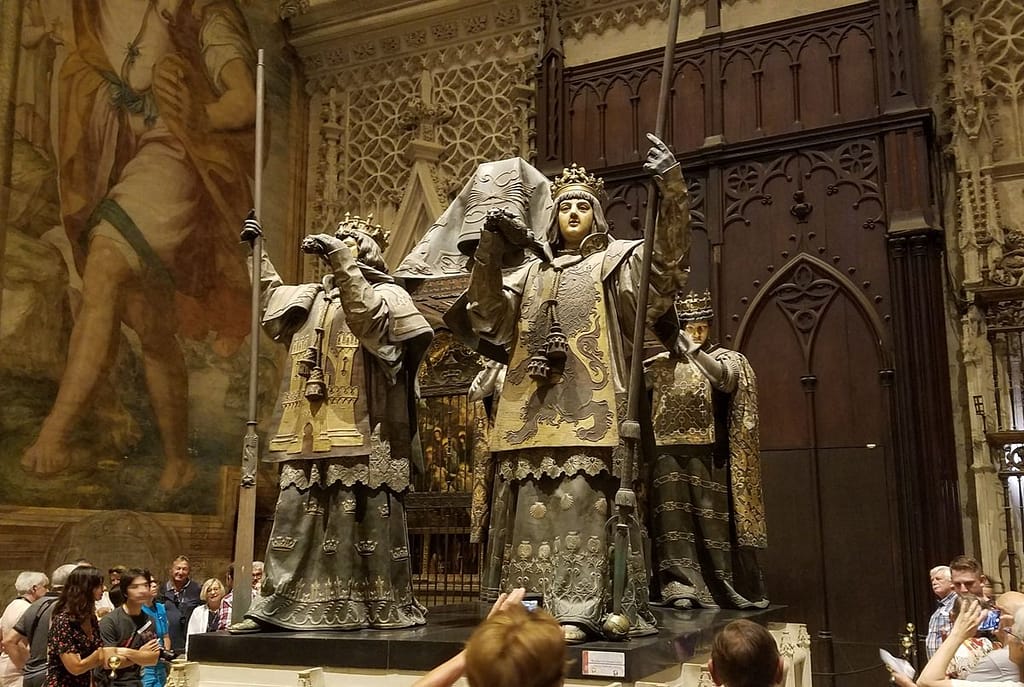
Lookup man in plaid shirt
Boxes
[217,564,234,631]
[925,565,956,658]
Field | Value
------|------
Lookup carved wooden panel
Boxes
[559,4,880,169]
[601,175,706,241]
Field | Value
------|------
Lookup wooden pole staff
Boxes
[232,47,265,624]
[607,0,682,636]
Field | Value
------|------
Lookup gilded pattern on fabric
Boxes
[492,254,621,452]
[646,348,766,548]
[249,256,431,631]
[644,346,767,609]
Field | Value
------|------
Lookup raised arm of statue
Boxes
[303,232,404,377]
[465,220,524,346]
[240,214,295,340]
[617,136,691,333]
[645,133,692,307]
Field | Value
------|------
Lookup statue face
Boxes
[557,197,595,249]
[684,320,711,346]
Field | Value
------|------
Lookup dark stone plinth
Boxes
[189,604,787,682]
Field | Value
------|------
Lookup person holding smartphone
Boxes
[942,595,1000,680]
[967,592,1024,682]
[413,589,566,687]
[917,600,1024,687]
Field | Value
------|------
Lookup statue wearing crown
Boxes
[643,289,768,610]
[231,213,432,632]
[450,135,690,642]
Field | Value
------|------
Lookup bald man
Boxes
[965,591,1024,681]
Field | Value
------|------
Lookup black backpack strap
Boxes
[26,597,57,642]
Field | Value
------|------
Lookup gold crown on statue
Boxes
[551,164,605,201]
[335,212,390,250]
[677,289,715,322]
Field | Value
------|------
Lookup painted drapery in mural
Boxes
[0,0,277,513]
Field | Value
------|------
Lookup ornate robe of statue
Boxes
[458,161,690,638]
[248,236,432,631]
[644,329,768,610]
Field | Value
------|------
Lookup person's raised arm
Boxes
[918,601,985,687]
[411,589,527,687]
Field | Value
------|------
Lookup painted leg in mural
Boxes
[21,231,194,489]
[21,234,132,475]
[123,289,195,491]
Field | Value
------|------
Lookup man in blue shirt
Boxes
[160,556,200,653]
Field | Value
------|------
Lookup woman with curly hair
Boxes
[45,566,113,687]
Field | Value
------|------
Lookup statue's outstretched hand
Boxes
[301,233,349,260]
[240,210,262,246]
[476,209,513,263]
[643,133,678,176]
[678,329,701,356]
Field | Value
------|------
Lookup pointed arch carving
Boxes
[734,253,891,370]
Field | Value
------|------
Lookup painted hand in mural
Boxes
[153,55,200,130]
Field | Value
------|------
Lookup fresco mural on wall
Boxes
[0,0,285,514]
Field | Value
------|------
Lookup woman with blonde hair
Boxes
[184,579,225,654]
[414,588,566,687]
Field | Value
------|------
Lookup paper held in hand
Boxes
[879,648,916,679]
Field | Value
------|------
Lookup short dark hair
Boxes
[711,620,780,687]
[109,565,128,577]
[118,568,153,597]
[949,555,984,576]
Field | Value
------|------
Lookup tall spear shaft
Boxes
[232,47,265,624]
[608,0,682,633]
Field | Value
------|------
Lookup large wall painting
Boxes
[1,0,288,514]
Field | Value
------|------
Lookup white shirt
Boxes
[184,605,218,655]
[0,597,31,687]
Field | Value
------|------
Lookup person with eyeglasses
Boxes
[967,593,1024,682]
[917,600,1024,687]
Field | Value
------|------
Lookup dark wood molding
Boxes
[887,232,963,629]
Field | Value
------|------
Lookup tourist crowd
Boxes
[0,556,262,687]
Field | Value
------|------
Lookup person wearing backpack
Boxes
[2,565,75,687]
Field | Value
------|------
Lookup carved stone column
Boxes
[941,0,1024,589]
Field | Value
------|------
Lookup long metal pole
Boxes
[610,0,681,625]
[232,48,265,624]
